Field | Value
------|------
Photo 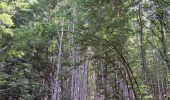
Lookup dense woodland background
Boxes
[0,0,170,100]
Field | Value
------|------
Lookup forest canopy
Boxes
[0,0,170,100]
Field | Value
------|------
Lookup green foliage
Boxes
[0,0,170,99]
[0,13,14,27]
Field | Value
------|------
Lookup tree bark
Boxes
[51,18,64,100]
[137,0,146,83]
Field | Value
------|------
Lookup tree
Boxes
[1,0,170,99]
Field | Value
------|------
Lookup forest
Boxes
[0,0,170,100]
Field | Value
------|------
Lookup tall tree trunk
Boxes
[50,41,55,100]
[159,14,170,74]
[82,61,87,100]
[137,1,146,84]
[104,53,108,100]
[152,48,162,99]
[93,70,96,100]
[51,18,64,100]
[69,26,76,100]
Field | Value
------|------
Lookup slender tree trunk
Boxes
[51,18,64,100]
[104,53,108,100]
[159,16,170,74]
[56,19,64,100]
[100,62,104,85]
[93,71,96,100]
[51,44,57,96]
[137,1,146,84]
[69,28,76,100]
[50,42,55,100]
[82,61,87,100]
